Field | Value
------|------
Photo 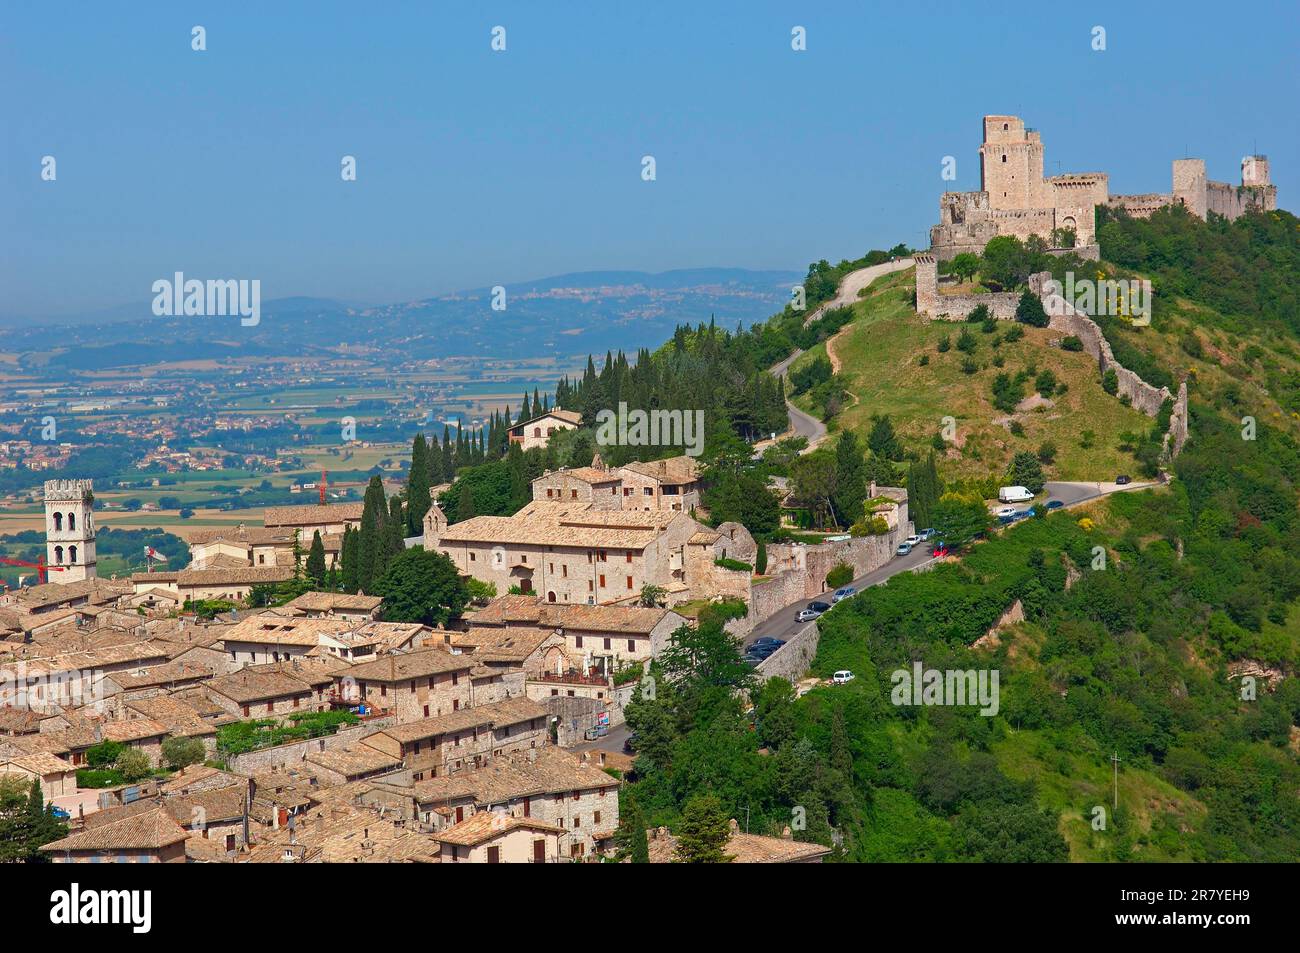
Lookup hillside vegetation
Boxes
[790,269,1154,480]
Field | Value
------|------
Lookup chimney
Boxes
[869,481,877,498]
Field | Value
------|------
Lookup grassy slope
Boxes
[790,268,1153,480]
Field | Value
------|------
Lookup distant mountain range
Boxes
[6,268,801,370]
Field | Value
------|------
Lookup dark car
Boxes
[623,733,638,754]
[808,601,832,613]
[1116,475,1132,485]
[751,637,785,649]
[1046,499,1064,510]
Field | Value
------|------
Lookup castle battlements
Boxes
[930,115,1277,260]
[42,479,94,503]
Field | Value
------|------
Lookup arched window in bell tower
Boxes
[54,546,64,564]
[53,513,62,531]
[67,512,76,531]
[69,545,78,563]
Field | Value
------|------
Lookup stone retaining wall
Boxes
[755,622,821,682]
[225,717,394,775]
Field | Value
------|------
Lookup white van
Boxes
[998,485,1034,503]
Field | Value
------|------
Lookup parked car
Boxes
[896,541,913,555]
[751,636,784,648]
[808,600,832,613]
[50,806,71,820]
[918,528,936,540]
[998,485,1034,503]
[832,670,856,684]
[831,586,857,603]
[1115,474,1132,485]
[903,534,922,547]
[996,506,1018,518]
[1046,499,1064,510]
[623,734,638,754]
[795,608,821,623]
[745,645,778,662]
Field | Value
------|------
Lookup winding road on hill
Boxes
[763,257,915,454]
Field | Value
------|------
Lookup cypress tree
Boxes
[407,433,431,536]
[340,525,359,593]
[357,475,387,594]
[305,530,327,588]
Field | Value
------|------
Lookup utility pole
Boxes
[1111,751,1122,811]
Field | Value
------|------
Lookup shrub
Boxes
[161,736,207,771]
[1102,369,1119,395]
[937,335,951,353]
[1060,334,1083,351]
[714,557,753,573]
[826,562,854,589]
[1015,289,1049,327]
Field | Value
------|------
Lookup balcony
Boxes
[533,670,611,687]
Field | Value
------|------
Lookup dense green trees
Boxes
[0,777,66,863]
[373,547,468,627]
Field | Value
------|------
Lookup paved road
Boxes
[742,479,1156,649]
[570,723,630,755]
[800,257,915,327]
[756,258,917,458]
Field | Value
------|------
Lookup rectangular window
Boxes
[603,637,611,650]
[626,576,633,590]
[575,635,583,648]
[628,639,635,653]
[599,574,606,588]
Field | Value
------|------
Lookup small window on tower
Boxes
[67,512,76,531]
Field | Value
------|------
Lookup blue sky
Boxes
[3,0,1297,318]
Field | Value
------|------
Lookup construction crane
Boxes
[0,556,67,585]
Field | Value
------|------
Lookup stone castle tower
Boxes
[43,479,96,584]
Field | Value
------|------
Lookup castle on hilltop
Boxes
[928,115,1277,260]
[43,479,97,584]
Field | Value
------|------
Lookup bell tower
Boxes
[43,479,96,583]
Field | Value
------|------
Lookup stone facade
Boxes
[930,116,1105,260]
[932,116,1277,261]
[43,479,96,584]
[1111,156,1276,222]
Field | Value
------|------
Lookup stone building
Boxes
[931,115,1278,260]
[929,116,1107,260]
[332,647,479,721]
[43,479,97,584]
[425,501,701,605]
[1111,155,1277,221]
[508,409,583,451]
[530,455,702,514]
[411,746,621,859]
